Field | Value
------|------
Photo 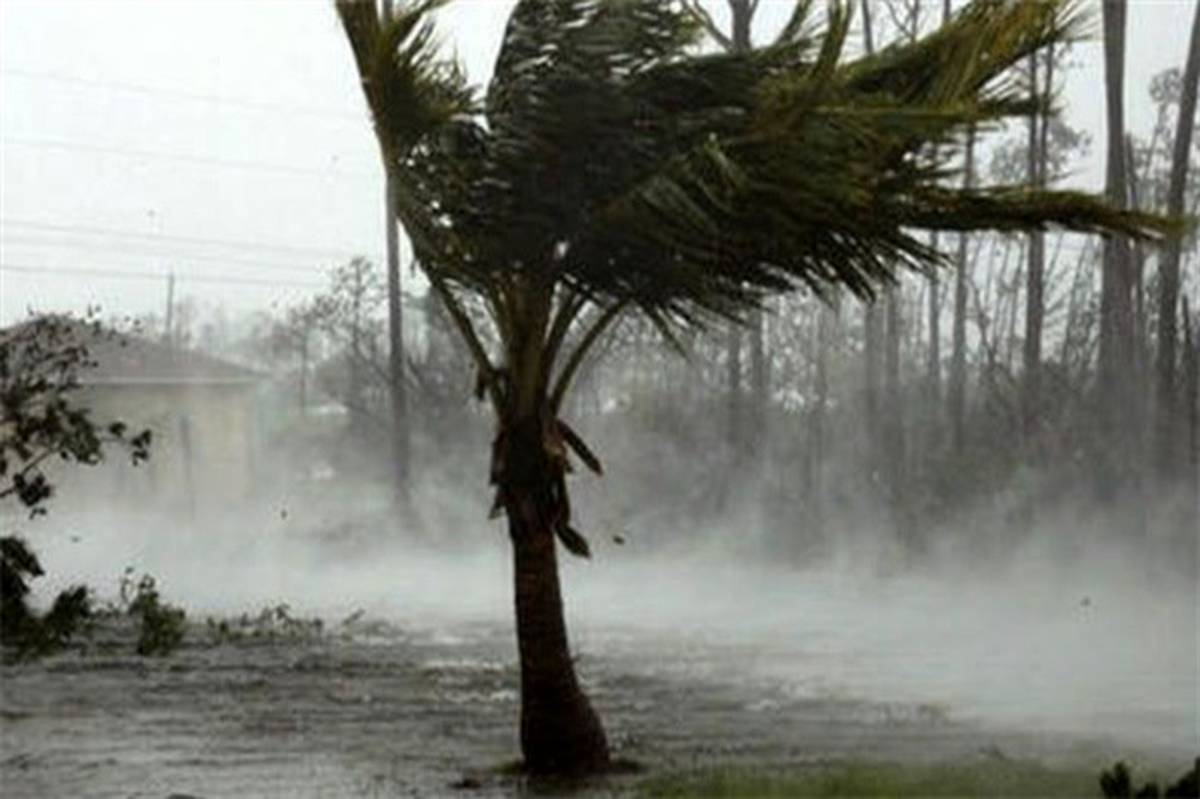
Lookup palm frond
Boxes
[340,0,1179,364]
[336,0,473,164]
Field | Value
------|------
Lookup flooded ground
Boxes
[1,512,1195,797]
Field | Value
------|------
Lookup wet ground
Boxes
[1,608,1192,798]
[2,514,1195,797]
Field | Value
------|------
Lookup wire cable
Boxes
[0,262,324,289]
[1,135,377,180]
[1,234,341,275]
[1,67,364,122]
[0,218,378,260]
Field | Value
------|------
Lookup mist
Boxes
[3,0,1200,796]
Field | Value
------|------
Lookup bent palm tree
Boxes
[337,0,1173,775]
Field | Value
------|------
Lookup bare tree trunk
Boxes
[299,332,309,414]
[726,323,743,456]
[725,0,758,459]
[380,0,411,511]
[349,259,366,437]
[884,288,915,552]
[750,310,767,447]
[1099,0,1136,499]
[864,303,882,449]
[1156,0,1200,478]
[812,302,835,539]
[1125,134,1153,490]
[1022,46,1050,449]
[1184,296,1199,480]
[861,0,883,478]
[949,126,975,454]
[927,233,942,424]
[923,0,952,442]
[710,0,758,458]
[384,174,411,507]
[861,0,875,54]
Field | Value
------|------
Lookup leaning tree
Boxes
[337,0,1174,774]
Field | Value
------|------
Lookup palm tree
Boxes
[337,0,1173,775]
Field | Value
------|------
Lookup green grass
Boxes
[640,760,1099,798]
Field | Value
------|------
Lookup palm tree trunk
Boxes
[501,417,609,775]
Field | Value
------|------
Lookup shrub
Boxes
[122,572,186,657]
[0,535,92,659]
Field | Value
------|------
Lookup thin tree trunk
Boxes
[812,302,835,539]
[861,0,883,477]
[927,232,942,433]
[1156,0,1200,477]
[385,174,410,507]
[503,416,609,774]
[1060,239,1094,373]
[299,332,309,414]
[750,309,767,447]
[884,288,915,552]
[1022,47,1049,448]
[864,303,882,449]
[1183,296,1199,478]
[349,260,365,437]
[381,0,410,510]
[726,324,743,456]
[1006,242,1024,378]
[924,0,951,440]
[1099,0,1136,499]
[1125,134,1152,482]
[949,126,975,454]
[716,0,758,460]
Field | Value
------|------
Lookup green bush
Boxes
[122,571,186,657]
[204,603,324,646]
[0,535,92,659]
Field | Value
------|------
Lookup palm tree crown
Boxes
[340,0,1169,422]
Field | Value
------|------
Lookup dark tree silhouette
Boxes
[1,314,151,656]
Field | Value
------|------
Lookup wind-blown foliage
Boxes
[341,0,1172,420]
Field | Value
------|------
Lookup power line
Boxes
[0,262,324,289]
[1,135,378,180]
[0,218,378,260]
[1,234,339,275]
[1,67,365,123]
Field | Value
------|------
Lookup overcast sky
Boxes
[0,0,1195,328]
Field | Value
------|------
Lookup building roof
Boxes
[3,315,260,386]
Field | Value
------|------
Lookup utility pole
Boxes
[164,271,176,348]
[382,0,411,511]
[349,258,366,438]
